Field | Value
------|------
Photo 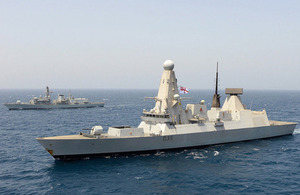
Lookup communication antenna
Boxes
[211,62,221,108]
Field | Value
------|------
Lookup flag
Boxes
[179,86,189,94]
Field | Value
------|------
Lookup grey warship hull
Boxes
[4,102,104,110]
[4,86,105,110]
[36,121,296,160]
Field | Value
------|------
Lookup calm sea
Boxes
[0,89,299,194]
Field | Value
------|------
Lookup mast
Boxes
[46,86,50,99]
[211,62,221,108]
[215,62,219,94]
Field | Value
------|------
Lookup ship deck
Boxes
[37,135,91,140]
[37,120,297,141]
[269,120,297,125]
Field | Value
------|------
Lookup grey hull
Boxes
[4,102,104,110]
[36,122,296,160]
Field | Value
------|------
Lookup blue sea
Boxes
[0,89,299,194]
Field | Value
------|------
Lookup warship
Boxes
[36,60,297,160]
[4,87,104,110]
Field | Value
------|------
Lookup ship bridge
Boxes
[141,60,190,125]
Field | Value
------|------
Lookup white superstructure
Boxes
[36,60,296,160]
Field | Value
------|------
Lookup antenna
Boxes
[211,62,221,108]
[215,62,219,95]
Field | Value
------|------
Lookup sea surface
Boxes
[0,89,299,194]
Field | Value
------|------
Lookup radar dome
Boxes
[163,60,174,70]
[174,94,180,100]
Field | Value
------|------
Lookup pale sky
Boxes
[1,0,299,90]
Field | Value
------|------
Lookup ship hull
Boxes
[36,121,296,160]
[4,102,104,110]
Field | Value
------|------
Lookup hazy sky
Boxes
[1,0,299,90]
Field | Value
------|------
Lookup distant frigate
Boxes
[4,87,104,110]
[36,60,296,160]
